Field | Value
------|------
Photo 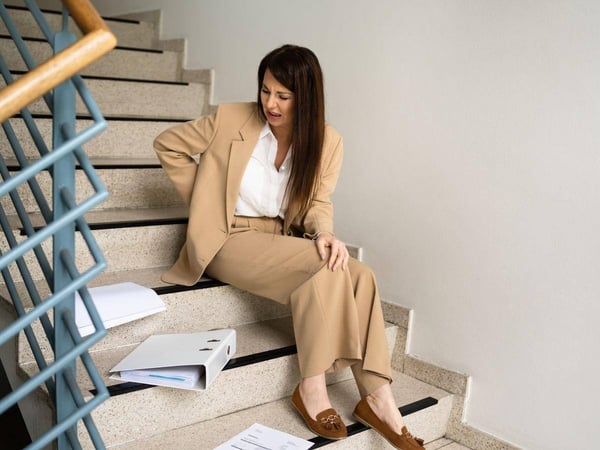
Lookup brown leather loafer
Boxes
[291,385,347,440]
[353,397,425,449]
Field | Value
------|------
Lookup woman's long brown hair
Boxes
[257,45,325,220]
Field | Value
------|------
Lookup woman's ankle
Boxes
[365,383,405,432]
[300,373,327,395]
[299,374,333,419]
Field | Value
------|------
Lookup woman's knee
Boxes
[348,258,377,284]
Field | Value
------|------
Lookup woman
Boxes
[154,45,425,450]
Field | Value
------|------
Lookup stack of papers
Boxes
[75,282,166,336]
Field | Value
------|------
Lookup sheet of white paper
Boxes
[75,282,166,336]
[214,423,313,450]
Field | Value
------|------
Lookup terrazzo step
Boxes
[16,276,292,366]
[0,117,183,161]
[17,316,400,448]
[0,222,187,285]
[1,38,182,81]
[0,6,157,49]
[1,164,183,215]
[104,370,453,450]
[8,206,189,233]
[7,77,209,120]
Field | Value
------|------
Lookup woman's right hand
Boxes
[315,232,349,272]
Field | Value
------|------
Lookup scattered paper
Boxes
[214,423,313,450]
[75,282,166,336]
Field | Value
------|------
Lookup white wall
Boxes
[93,1,600,449]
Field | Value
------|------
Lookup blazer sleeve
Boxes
[153,112,218,206]
[301,130,344,238]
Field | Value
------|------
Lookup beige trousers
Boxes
[205,216,392,396]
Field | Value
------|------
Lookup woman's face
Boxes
[261,69,295,134]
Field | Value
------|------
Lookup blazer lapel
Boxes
[225,111,264,229]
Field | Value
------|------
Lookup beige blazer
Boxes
[154,102,344,286]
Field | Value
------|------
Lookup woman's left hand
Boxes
[315,232,349,271]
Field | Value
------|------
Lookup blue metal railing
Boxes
[0,1,114,448]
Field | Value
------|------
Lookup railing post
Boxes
[53,9,78,450]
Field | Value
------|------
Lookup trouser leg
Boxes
[290,257,392,395]
[205,217,392,393]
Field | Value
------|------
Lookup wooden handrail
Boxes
[0,0,117,123]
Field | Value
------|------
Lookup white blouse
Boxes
[235,124,292,218]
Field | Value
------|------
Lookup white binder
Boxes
[109,329,236,391]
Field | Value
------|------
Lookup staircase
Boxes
[1,7,458,449]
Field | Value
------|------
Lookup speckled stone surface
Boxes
[19,223,183,281]
[107,371,452,450]
[440,444,474,450]
[0,166,184,215]
[21,316,300,390]
[381,299,411,329]
[404,356,469,396]
[390,325,408,372]
[0,39,181,81]
[2,223,186,283]
[425,438,455,449]
[24,78,209,119]
[381,300,411,373]
[182,68,213,84]
[85,48,182,82]
[16,288,292,365]
[424,441,473,450]
[92,223,187,272]
[158,38,185,53]
[64,323,397,447]
[0,9,157,50]
[0,118,179,160]
[114,10,160,46]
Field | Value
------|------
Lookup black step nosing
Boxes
[0,34,164,54]
[224,345,298,370]
[309,396,439,448]
[8,70,189,86]
[4,5,141,24]
[93,344,298,397]
[78,74,189,86]
[85,217,188,231]
[7,163,161,171]
[153,279,227,296]
[11,113,191,123]
[112,45,164,54]
[90,163,162,169]
[19,216,188,235]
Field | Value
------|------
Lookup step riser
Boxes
[17,79,209,120]
[0,39,182,82]
[105,372,452,450]
[17,286,291,366]
[78,327,399,448]
[0,9,156,49]
[1,167,183,215]
[1,119,179,161]
[2,224,186,284]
